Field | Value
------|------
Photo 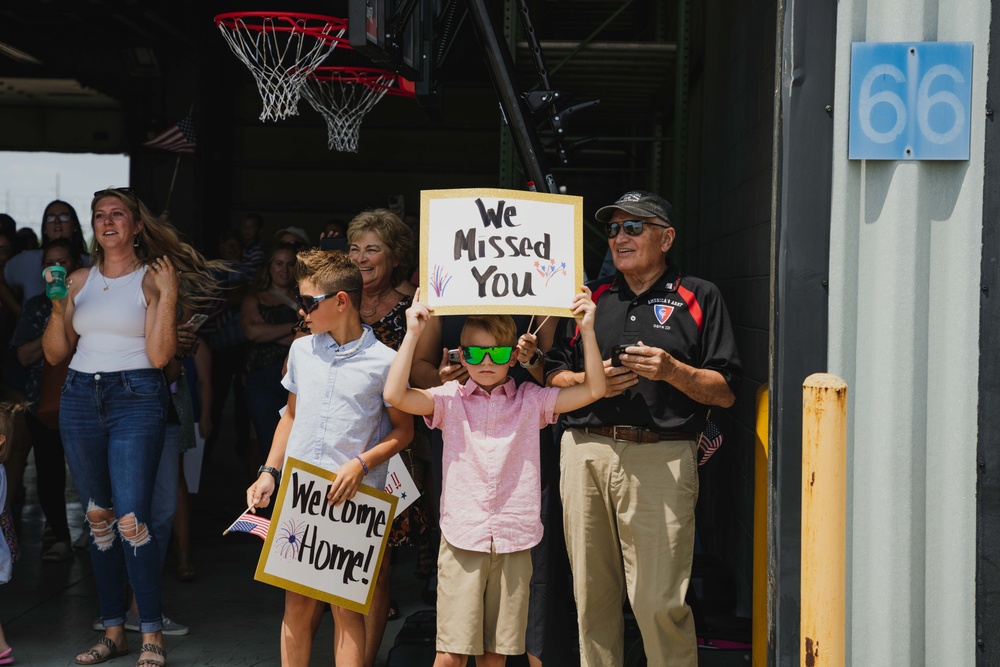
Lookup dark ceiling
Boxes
[0,0,676,139]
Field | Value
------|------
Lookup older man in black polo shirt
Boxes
[545,191,741,667]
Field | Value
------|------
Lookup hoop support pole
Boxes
[466,0,557,193]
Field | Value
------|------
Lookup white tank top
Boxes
[69,265,153,373]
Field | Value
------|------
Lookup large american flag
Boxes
[224,510,270,540]
[142,116,197,154]
[697,418,724,466]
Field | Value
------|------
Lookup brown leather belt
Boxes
[583,426,699,443]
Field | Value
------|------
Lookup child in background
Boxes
[245,249,413,667]
[0,400,29,665]
[384,288,605,667]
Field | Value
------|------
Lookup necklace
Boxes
[360,287,398,319]
[99,263,141,292]
[335,327,368,358]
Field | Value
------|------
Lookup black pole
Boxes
[465,0,557,193]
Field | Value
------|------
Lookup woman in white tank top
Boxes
[41,188,224,667]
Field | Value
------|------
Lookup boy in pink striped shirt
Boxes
[385,288,605,667]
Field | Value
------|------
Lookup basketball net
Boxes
[215,13,347,122]
[302,67,414,153]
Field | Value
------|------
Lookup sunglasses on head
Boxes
[605,219,671,238]
[461,345,514,365]
[296,289,360,314]
[45,213,73,223]
[93,187,137,204]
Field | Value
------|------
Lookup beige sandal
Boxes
[75,636,128,665]
[135,643,166,667]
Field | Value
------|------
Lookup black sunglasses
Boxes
[605,219,671,238]
[296,289,360,314]
[94,187,137,204]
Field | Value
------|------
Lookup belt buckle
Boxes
[612,426,632,442]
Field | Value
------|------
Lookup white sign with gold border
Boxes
[420,188,584,316]
[254,457,397,614]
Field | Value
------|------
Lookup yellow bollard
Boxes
[752,384,769,667]
[800,373,847,667]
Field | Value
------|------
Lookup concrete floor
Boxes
[2,438,435,666]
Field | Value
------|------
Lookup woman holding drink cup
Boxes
[42,188,223,667]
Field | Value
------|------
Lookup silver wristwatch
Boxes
[519,349,543,369]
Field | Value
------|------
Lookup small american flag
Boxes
[697,419,724,466]
[223,510,270,540]
[142,116,197,154]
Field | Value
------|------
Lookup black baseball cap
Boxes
[595,190,674,225]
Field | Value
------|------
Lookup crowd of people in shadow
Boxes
[0,194,457,666]
[0,186,742,667]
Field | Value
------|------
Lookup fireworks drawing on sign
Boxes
[431,264,453,297]
[276,518,307,560]
[535,259,568,287]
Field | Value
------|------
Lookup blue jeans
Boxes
[151,422,180,571]
[244,359,287,463]
[60,369,167,634]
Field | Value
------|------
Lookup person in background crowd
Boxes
[42,187,223,667]
[241,247,299,466]
[239,213,266,283]
[274,226,311,254]
[0,232,20,354]
[0,215,16,243]
[347,208,428,661]
[322,218,346,238]
[172,333,212,582]
[11,239,81,563]
[201,230,251,468]
[15,228,37,251]
[0,400,30,666]
[545,190,742,667]
[4,200,89,305]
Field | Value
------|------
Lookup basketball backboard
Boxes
[347,0,434,89]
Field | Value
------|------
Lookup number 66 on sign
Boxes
[849,42,973,161]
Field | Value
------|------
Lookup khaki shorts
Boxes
[435,536,533,656]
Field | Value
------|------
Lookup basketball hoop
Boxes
[215,12,348,122]
[301,66,416,153]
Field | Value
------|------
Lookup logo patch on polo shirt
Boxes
[654,304,674,324]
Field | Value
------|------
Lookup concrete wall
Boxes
[828,1,989,663]
[685,0,777,616]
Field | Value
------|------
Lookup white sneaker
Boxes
[124,612,189,636]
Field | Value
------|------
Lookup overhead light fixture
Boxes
[0,41,42,65]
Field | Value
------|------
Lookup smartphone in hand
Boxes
[611,344,629,367]
[187,313,209,332]
[447,348,463,365]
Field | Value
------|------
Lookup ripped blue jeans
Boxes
[60,369,167,634]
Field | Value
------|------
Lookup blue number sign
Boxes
[849,42,973,160]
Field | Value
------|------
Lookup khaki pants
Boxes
[560,427,699,667]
